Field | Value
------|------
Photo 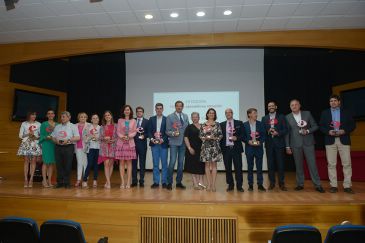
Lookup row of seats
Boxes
[272,224,365,243]
[0,217,108,243]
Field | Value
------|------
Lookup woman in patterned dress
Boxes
[17,111,42,188]
[116,105,137,189]
[39,109,57,188]
[200,108,223,192]
[99,111,117,189]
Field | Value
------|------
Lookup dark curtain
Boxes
[67,52,126,123]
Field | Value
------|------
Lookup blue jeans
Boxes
[83,148,99,181]
[167,144,186,185]
[151,145,168,185]
[246,150,263,186]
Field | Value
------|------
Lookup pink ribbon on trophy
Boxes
[250,131,260,140]
[269,118,278,127]
[45,126,54,133]
[330,121,341,130]
[29,125,37,133]
[58,131,67,139]
[297,120,307,128]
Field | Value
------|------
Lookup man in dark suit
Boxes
[319,94,356,194]
[131,106,149,187]
[242,108,266,192]
[220,108,244,192]
[261,101,288,191]
[148,103,169,189]
[285,99,325,193]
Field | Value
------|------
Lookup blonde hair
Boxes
[77,112,88,121]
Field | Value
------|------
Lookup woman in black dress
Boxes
[184,112,205,190]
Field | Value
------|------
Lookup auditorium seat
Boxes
[325,224,365,243]
[0,216,40,243]
[271,225,322,243]
[40,219,86,243]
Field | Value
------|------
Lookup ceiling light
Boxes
[170,12,179,18]
[196,11,205,17]
[145,14,154,20]
[223,10,232,16]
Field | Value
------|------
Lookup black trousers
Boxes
[132,145,147,184]
[55,144,74,186]
[223,147,243,188]
[266,145,285,186]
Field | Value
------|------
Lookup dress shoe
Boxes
[344,188,355,194]
[294,186,304,191]
[248,185,253,191]
[237,187,244,192]
[279,185,288,191]
[166,184,173,190]
[139,183,144,188]
[130,183,138,188]
[329,187,338,193]
[64,184,71,189]
[162,183,167,189]
[226,185,234,192]
[258,185,266,192]
[150,183,159,189]
[315,186,325,193]
[55,183,64,188]
[176,183,186,189]
[268,184,275,190]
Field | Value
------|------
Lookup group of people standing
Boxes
[17,95,356,194]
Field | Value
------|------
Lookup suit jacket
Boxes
[242,120,266,155]
[166,112,189,146]
[319,108,356,145]
[133,117,149,150]
[220,120,244,153]
[147,115,168,148]
[261,113,288,148]
[285,110,318,148]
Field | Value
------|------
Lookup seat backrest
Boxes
[40,220,86,243]
[271,224,322,243]
[0,216,40,243]
[325,225,365,243]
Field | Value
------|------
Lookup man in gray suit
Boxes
[166,101,189,190]
[285,99,325,193]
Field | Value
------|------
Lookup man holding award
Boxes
[261,101,288,191]
[319,95,356,194]
[220,108,244,192]
[166,101,189,190]
[131,106,149,188]
[51,111,80,189]
[148,103,168,189]
[242,108,266,192]
[285,99,325,193]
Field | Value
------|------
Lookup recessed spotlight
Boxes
[145,14,153,20]
[170,12,179,18]
[196,11,205,17]
[223,10,232,16]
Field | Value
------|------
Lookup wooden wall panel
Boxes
[0,29,365,65]
[332,80,365,151]
[0,65,67,174]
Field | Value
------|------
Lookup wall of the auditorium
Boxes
[0,65,66,174]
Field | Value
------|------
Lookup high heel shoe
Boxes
[24,181,28,188]
[74,180,81,187]
[120,184,125,189]
[93,180,97,188]
[82,182,88,188]
[28,180,33,188]
[125,185,130,189]
[42,180,49,188]
[104,183,111,189]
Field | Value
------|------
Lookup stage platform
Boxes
[0,171,364,243]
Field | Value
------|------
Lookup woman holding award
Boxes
[39,109,57,188]
[184,112,205,190]
[74,112,90,187]
[99,111,117,189]
[82,114,101,188]
[17,111,42,188]
[199,108,223,192]
[116,105,137,189]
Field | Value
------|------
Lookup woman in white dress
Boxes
[17,111,42,188]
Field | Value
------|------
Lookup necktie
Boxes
[179,114,184,126]
[229,121,232,129]
[137,119,141,128]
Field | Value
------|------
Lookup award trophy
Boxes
[28,125,37,141]
[204,125,213,140]
[250,131,260,146]
[172,121,180,136]
[45,125,54,140]
[153,132,162,144]
[330,121,341,136]
[137,127,145,139]
[297,120,308,135]
[58,131,68,145]
[268,118,278,137]
[123,124,129,143]
[228,127,236,142]
[90,127,98,141]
